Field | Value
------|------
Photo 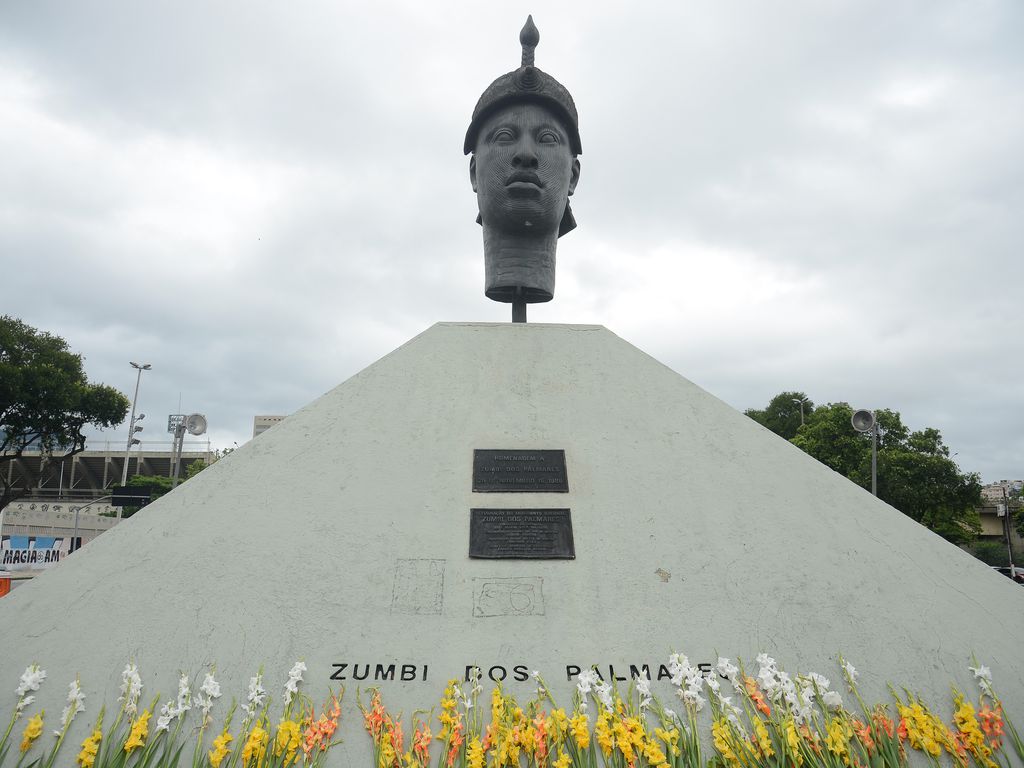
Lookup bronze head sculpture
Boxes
[465,16,582,321]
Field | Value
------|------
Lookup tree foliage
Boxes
[748,394,982,545]
[108,449,233,517]
[744,391,813,441]
[0,315,130,511]
[970,540,1011,567]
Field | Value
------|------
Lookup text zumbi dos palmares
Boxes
[329,661,719,683]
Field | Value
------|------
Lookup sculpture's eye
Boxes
[538,130,560,144]
[492,128,516,142]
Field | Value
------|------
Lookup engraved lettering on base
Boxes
[469,509,574,559]
[473,576,545,617]
[391,558,445,615]
[472,449,569,493]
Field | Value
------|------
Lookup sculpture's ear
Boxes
[469,156,478,193]
[568,157,580,196]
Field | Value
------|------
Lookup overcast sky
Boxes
[2,0,1021,483]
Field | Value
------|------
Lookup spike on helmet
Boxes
[463,16,582,157]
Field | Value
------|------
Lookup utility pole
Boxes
[1003,485,1017,577]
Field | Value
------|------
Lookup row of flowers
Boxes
[360,655,1024,768]
[0,662,341,768]
[2,656,1021,768]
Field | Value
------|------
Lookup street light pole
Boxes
[792,397,807,426]
[1003,486,1016,577]
[851,408,878,497]
[870,422,878,496]
[120,362,151,487]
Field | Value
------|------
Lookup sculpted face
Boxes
[470,102,580,235]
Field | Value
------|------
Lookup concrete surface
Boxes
[2,322,1021,764]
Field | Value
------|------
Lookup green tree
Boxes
[1009,488,1024,538]
[970,540,1010,567]
[744,391,813,441]
[1,316,130,511]
[749,394,983,545]
[108,447,233,517]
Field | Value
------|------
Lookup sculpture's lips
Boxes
[506,171,543,187]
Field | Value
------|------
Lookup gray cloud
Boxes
[1,0,1020,480]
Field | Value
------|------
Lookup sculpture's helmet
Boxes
[465,16,582,236]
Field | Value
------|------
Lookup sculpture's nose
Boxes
[512,138,539,169]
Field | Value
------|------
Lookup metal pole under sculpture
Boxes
[465,16,582,323]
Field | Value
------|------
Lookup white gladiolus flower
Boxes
[118,664,143,719]
[176,674,192,714]
[156,711,173,732]
[969,664,994,697]
[201,673,222,699]
[283,661,306,707]
[663,708,677,721]
[16,695,34,714]
[16,665,47,697]
[634,675,652,709]
[594,682,613,711]
[716,657,740,689]
[822,690,843,711]
[196,671,222,720]
[842,661,859,688]
[576,669,599,696]
[679,687,705,712]
[155,674,192,732]
[59,678,86,730]
[716,695,744,733]
[635,676,651,696]
[805,673,830,691]
[244,672,267,718]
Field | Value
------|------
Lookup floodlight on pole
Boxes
[171,413,207,489]
[851,408,877,496]
[120,362,152,492]
[792,397,808,426]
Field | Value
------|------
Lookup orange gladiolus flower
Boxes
[446,720,465,768]
[412,722,432,764]
[852,719,875,753]
[978,703,1004,747]
[744,677,771,716]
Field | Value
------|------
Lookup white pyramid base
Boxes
[2,323,1021,763]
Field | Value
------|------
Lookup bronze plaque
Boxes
[469,509,575,559]
[472,449,568,493]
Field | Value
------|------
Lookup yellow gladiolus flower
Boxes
[550,708,568,739]
[78,728,102,768]
[595,711,614,757]
[784,719,804,766]
[124,711,151,754]
[552,748,572,768]
[643,736,669,767]
[242,723,269,767]
[466,737,485,768]
[953,694,997,768]
[753,719,775,758]
[20,711,44,753]
[825,718,853,764]
[274,719,301,759]
[490,686,504,722]
[712,718,741,766]
[655,727,680,757]
[569,713,590,750]
[209,730,233,768]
